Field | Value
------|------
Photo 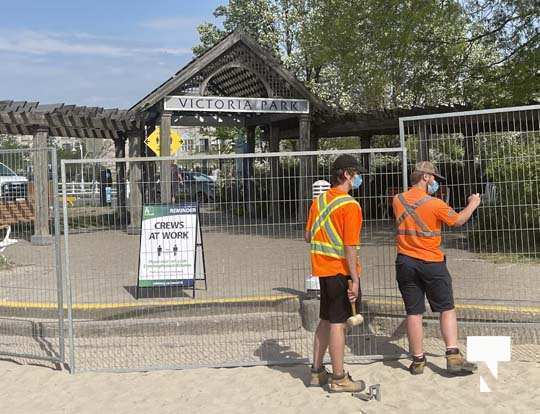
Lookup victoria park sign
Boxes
[164,95,309,114]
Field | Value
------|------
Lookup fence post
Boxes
[50,149,65,363]
[60,161,76,373]
[31,128,52,245]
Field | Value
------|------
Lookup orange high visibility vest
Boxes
[310,192,358,259]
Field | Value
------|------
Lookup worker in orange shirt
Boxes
[393,161,481,375]
[305,154,366,393]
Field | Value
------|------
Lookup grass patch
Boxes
[0,254,14,270]
[476,252,540,264]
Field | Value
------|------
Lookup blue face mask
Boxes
[427,179,439,195]
[352,174,363,190]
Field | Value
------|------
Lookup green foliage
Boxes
[0,135,27,151]
[0,254,13,270]
[0,135,30,175]
[468,133,540,255]
[194,0,539,110]
[462,0,540,106]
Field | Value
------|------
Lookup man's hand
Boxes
[455,193,482,226]
[467,193,481,208]
[348,279,361,303]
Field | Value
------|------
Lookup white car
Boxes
[0,162,28,201]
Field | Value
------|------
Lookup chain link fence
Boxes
[2,105,537,373]
[61,148,409,372]
[400,105,540,349]
[0,147,64,364]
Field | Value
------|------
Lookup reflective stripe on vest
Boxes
[310,192,357,258]
[395,193,441,238]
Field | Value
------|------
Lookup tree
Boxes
[0,135,30,175]
[460,0,539,106]
[194,1,539,110]
[193,1,349,105]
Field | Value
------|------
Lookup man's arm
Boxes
[345,245,360,302]
[453,193,481,227]
[305,202,315,242]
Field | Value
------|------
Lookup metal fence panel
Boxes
[0,147,64,364]
[400,105,540,355]
[61,148,409,372]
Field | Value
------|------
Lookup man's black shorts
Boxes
[395,254,455,315]
[319,275,359,323]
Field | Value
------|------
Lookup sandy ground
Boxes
[0,356,538,414]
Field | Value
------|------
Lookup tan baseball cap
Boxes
[414,161,445,180]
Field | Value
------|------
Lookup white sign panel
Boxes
[164,95,309,114]
[137,203,203,288]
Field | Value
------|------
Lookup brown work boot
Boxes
[328,372,366,393]
[446,349,477,374]
[409,355,426,375]
[309,366,330,387]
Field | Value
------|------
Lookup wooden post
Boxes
[246,126,256,153]
[246,125,256,177]
[114,135,127,225]
[418,122,430,161]
[269,123,281,224]
[127,132,143,235]
[360,134,372,171]
[297,114,311,224]
[269,123,280,153]
[160,112,172,204]
[298,114,310,151]
[31,127,52,245]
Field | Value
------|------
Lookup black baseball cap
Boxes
[331,154,366,173]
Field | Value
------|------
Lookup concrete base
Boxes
[300,299,320,332]
[30,234,53,246]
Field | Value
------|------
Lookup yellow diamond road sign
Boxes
[145,127,183,156]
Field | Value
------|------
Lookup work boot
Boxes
[309,366,330,387]
[446,349,477,374]
[409,355,426,375]
[328,372,366,393]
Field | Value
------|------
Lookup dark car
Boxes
[174,170,216,203]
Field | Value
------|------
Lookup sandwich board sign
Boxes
[136,203,206,298]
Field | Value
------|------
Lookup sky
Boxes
[0,0,224,108]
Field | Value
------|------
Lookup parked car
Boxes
[0,162,28,201]
[175,170,216,203]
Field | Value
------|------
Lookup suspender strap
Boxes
[395,195,432,226]
[395,194,441,238]
[396,229,441,237]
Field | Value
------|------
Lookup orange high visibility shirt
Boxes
[305,187,363,277]
[392,187,459,262]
